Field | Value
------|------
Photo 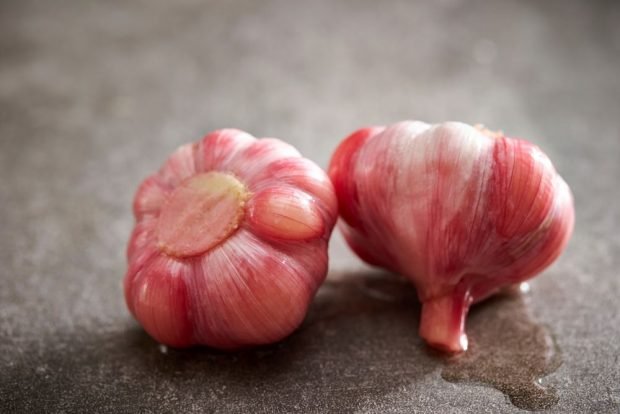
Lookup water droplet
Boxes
[519,282,531,294]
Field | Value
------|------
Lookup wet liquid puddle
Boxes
[310,274,561,411]
[441,284,562,411]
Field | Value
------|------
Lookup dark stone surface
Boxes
[1,0,619,412]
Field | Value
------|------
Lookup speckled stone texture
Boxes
[1,0,619,412]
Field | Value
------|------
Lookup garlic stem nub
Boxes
[419,290,472,353]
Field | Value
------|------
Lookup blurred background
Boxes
[1,0,619,412]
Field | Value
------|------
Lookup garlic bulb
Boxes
[125,129,337,349]
[328,121,574,353]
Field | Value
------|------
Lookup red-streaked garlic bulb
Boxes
[125,129,337,349]
[328,121,574,353]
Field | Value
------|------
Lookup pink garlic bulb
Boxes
[328,121,574,353]
[125,129,337,349]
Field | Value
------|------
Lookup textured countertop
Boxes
[1,0,619,412]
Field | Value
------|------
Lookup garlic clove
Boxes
[250,157,338,220]
[194,128,255,172]
[328,126,385,230]
[225,138,302,180]
[132,176,169,219]
[492,140,555,238]
[338,223,392,268]
[129,254,194,347]
[247,186,324,241]
[157,142,197,188]
[186,229,324,349]
[126,215,157,263]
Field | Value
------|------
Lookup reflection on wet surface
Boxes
[441,285,561,411]
[2,272,561,412]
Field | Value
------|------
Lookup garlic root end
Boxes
[419,290,471,353]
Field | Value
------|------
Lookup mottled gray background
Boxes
[1,0,619,412]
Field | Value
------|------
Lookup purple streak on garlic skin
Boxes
[328,121,575,353]
[125,129,337,349]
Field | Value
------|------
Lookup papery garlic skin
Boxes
[328,121,574,353]
[125,129,337,349]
